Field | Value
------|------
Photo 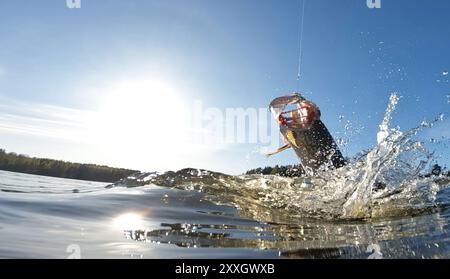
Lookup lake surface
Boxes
[0,169,449,259]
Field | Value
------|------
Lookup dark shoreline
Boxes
[0,148,137,183]
[1,147,448,184]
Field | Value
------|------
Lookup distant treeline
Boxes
[246,164,449,178]
[245,165,305,177]
[0,149,138,182]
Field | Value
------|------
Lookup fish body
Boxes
[269,93,346,175]
[280,120,345,175]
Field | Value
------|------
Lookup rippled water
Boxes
[0,94,449,258]
[0,170,449,259]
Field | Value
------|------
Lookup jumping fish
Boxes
[268,93,346,175]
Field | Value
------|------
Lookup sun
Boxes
[97,78,186,130]
[90,78,189,169]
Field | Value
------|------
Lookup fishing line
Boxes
[296,0,306,91]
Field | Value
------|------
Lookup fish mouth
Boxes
[269,93,305,113]
[269,93,320,130]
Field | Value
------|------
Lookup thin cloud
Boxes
[0,97,94,142]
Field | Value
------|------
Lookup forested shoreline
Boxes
[1,147,447,184]
[245,165,306,177]
[246,164,449,178]
[0,149,138,182]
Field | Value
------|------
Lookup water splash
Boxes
[335,114,365,152]
[113,94,449,222]
[377,93,399,144]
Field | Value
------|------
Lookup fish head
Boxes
[269,92,321,130]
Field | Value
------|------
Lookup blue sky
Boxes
[0,0,449,174]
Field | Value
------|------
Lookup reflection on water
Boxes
[116,199,450,258]
[114,213,145,231]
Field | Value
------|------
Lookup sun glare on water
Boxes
[113,213,144,231]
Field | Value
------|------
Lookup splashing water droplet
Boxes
[377,93,399,144]
[443,71,449,76]
[421,120,431,128]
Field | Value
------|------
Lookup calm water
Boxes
[0,169,449,259]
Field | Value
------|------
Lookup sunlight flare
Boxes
[90,78,190,168]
